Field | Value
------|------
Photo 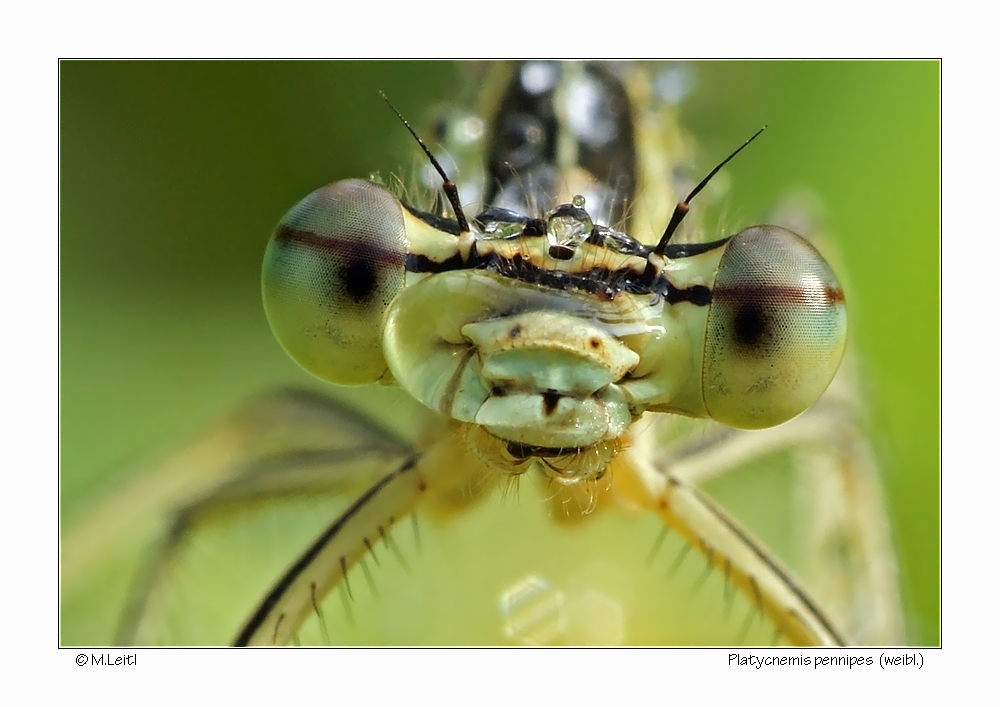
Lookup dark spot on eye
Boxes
[509,325,522,338]
[542,391,561,416]
[337,258,377,304]
[589,338,601,349]
[733,303,768,348]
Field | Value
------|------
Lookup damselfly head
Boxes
[262,65,847,487]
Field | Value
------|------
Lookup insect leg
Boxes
[614,447,847,646]
[104,388,418,645]
[643,362,904,645]
[233,432,479,646]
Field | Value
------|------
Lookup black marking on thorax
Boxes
[484,62,636,227]
[403,62,720,306]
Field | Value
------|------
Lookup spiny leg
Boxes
[614,448,847,646]
[622,358,902,646]
[64,388,414,601]
[638,360,904,645]
[233,431,481,646]
[114,443,415,645]
[109,388,418,645]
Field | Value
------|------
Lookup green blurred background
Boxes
[60,61,939,645]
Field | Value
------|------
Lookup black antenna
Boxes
[653,126,767,255]
[380,91,469,234]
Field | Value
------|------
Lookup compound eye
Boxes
[702,226,847,429]
[261,179,407,384]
